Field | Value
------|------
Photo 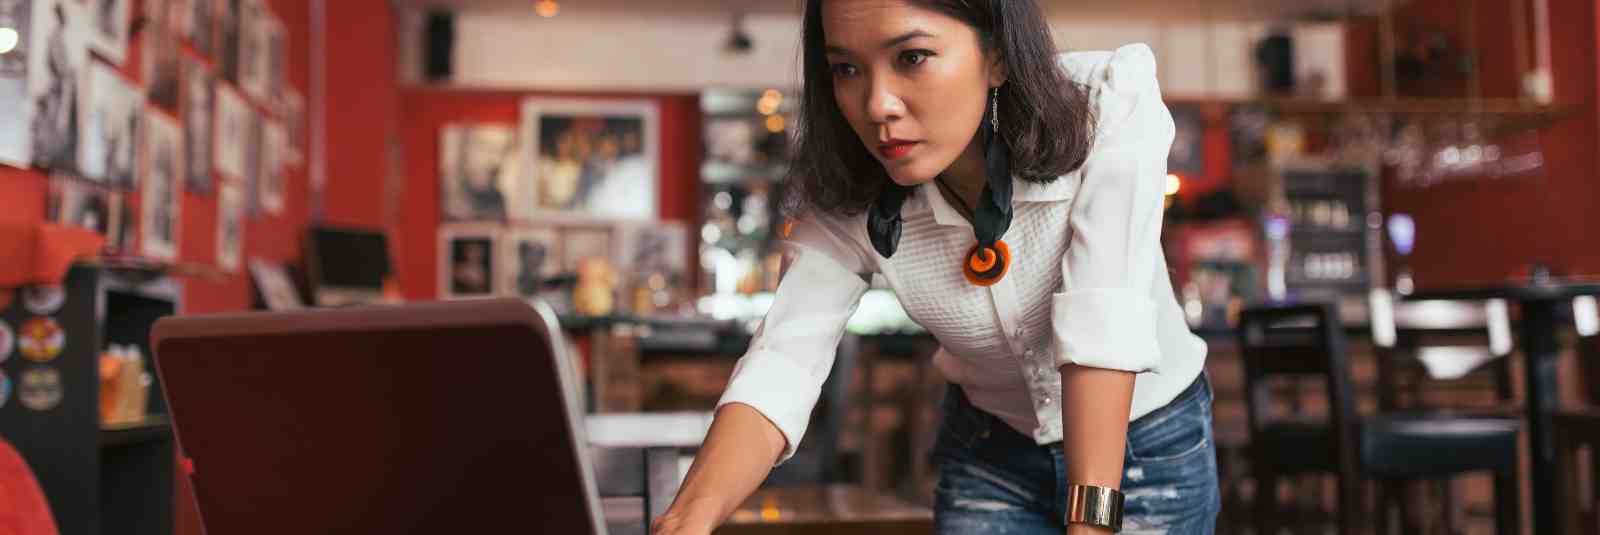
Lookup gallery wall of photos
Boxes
[435,97,696,311]
[0,0,309,306]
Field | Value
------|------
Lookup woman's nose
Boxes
[864,77,905,125]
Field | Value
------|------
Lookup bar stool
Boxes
[1369,290,1519,532]
[1238,303,1521,535]
[1554,296,1600,534]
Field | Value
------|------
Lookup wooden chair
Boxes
[1239,303,1521,535]
[1369,291,1520,532]
[1554,297,1600,534]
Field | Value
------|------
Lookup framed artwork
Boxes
[439,124,516,222]
[249,259,303,310]
[139,110,183,261]
[87,0,131,64]
[214,85,250,180]
[559,224,615,274]
[183,56,214,195]
[620,220,689,277]
[500,227,561,297]
[438,225,498,299]
[47,177,111,235]
[258,119,285,214]
[519,98,657,220]
[28,0,88,173]
[77,60,139,187]
[0,0,34,168]
[142,12,180,111]
[217,182,245,272]
[235,0,267,102]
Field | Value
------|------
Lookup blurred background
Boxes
[2,0,1600,534]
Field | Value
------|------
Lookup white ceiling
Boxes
[393,0,1406,22]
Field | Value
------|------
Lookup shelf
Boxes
[1168,97,1577,134]
[100,415,173,449]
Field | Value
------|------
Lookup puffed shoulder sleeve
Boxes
[1050,43,1176,374]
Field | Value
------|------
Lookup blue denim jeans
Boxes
[932,374,1221,534]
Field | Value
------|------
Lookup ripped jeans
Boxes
[932,374,1220,534]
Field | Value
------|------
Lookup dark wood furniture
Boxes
[1407,281,1600,534]
[1239,303,1520,535]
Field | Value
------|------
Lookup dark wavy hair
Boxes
[783,0,1095,219]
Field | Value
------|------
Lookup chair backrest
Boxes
[1236,303,1358,444]
[0,438,59,535]
[1369,289,1515,408]
[1574,296,1600,405]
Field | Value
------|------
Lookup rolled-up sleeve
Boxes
[716,217,871,464]
[1051,44,1176,374]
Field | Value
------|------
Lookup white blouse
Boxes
[717,44,1209,463]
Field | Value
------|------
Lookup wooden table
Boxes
[717,485,933,535]
[1407,281,1600,535]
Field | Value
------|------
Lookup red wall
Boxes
[1346,0,1600,287]
[395,89,703,301]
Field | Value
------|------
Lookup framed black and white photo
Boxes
[249,259,303,310]
[179,0,213,56]
[0,0,34,168]
[77,59,139,187]
[218,0,239,82]
[242,108,262,214]
[47,177,111,235]
[500,227,561,297]
[141,8,179,111]
[87,0,130,64]
[438,225,498,299]
[183,56,214,194]
[213,85,249,179]
[217,182,244,272]
[560,225,616,274]
[258,119,285,214]
[139,110,183,261]
[106,192,132,255]
[520,98,658,220]
[440,123,516,222]
[28,0,88,173]
[620,220,690,281]
[264,14,285,109]
[236,0,267,102]
[284,90,304,165]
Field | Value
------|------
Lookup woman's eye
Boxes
[830,63,858,78]
[900,50,932,66]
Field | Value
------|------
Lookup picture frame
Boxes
[438,224,499,299]
[249,259,303,310]
[439,123,517,222]
[499,226,561,298]
[138,109,183,261]
[519,98,658,220]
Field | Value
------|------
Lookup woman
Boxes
[654,1,1217,533]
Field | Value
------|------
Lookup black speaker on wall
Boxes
[424,11,455,82]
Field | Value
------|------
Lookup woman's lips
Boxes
[879,140,920,160]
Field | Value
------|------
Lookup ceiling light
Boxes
[765,115,786,133]
[0,28,18,55]
[534,0,560,18]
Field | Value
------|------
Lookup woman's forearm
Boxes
[1058,364,1137,488]
[654,402,788,531]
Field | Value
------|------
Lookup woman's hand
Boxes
[649,497,722,535]
[649,512,711,535]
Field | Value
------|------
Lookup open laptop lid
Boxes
[152,298,606,534]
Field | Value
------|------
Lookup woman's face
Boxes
[823,0,1002,186]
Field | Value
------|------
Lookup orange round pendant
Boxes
[963,240,1011,286]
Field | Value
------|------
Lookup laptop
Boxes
[151,298,607,534]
